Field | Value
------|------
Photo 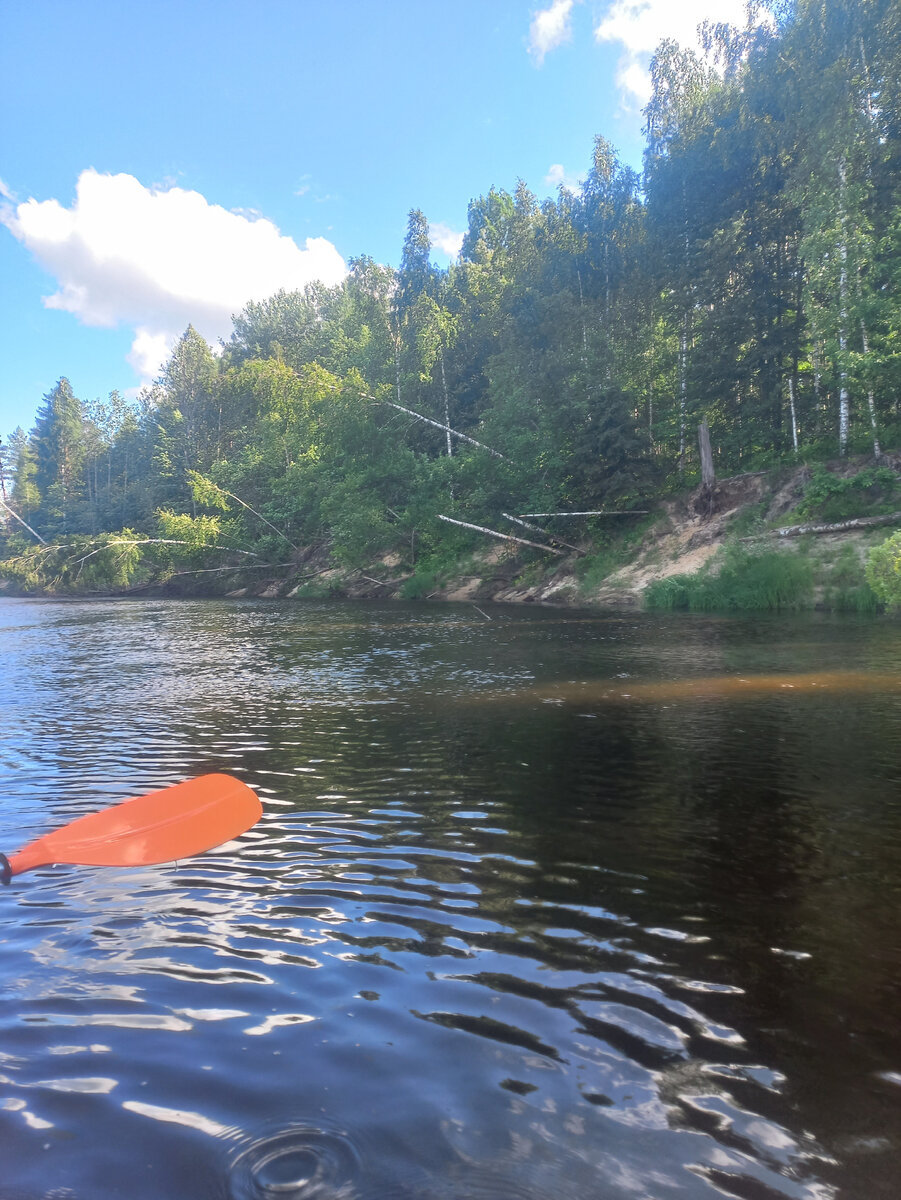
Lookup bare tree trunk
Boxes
[698,419,715,489]
[375,397,510,460]
[0,498,47,543]
[679,317,688,472]
[837,158,851,455]
[577,268,588,369]
[439,348,453,457]
[502,513,585,555]
[860,320,881,457]
[787,375,799,455]
[437,514,564,555]
[746,511,901,539]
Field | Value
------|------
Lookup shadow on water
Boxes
[0,599,899,1198]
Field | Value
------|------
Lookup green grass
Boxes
[644,544,814,612]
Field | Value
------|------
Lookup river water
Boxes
[0,597,899,1200]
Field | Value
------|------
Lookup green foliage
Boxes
[865,531,901,611]
[0,530,147,594]
[5,0,901,595]
[796,465,900,521]
[188,471,230,511]
[644,545,814,611]
[154,510,235,570]
[819,542,880,612]
[400,569,440,600]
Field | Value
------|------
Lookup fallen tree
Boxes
[437,514,564,555]
[744,511,901,539]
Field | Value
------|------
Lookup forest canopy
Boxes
[2,0,900,592]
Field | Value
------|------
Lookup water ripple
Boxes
[2,599,896,1198]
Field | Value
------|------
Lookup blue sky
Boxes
[0,0,752,438]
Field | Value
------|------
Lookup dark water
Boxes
[0,598,899,1200]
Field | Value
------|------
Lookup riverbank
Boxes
[2,454,899,610]
[150,455,901,612]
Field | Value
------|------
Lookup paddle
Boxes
[0,773,262,884]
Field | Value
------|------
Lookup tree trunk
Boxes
[437,514,564,555]
[787,375,799,455]
[679,318,688,472]
[837,158,851,455]
[439,348,453,457]
[698,419,715,489]
[860,319,881,457]
[746,511,901,539]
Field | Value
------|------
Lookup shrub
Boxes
[796,465,900,523]
[865,532,901,611]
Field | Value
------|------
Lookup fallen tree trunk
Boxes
[437,514,564,555]
[376,398,510,460]
[502,513,585,555]
[517,510,649,517]
[745,511,901,540]
[0,498,47,544]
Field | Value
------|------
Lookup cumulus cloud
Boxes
[595,0,762,106]
[529,0,576,65]
[544,163,584,194]
[2,169,347,384]
[429,222,464,259]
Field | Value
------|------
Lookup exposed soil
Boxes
[7,457,895,609]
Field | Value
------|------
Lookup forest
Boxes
[2,0,900,599]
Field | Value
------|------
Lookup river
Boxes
[0,597,899,1199]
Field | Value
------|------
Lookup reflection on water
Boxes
[0,598,899,1198]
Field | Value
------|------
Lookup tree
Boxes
[31,378,88,534]
[149,326,223,509]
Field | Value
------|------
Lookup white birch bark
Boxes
[859,318,881,456]
[837,158,851,455]
[787,374,799,455]
[437,515,564,555]
[439,348,453,457]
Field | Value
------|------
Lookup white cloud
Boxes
[429,222,464,259]
[2,169,347,384]
[595,0,762,106]
[0,177,16,203]
[128,328,174,380]
[529,0,575,65]
[544,163,584,193]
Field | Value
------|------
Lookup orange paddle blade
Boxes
[4,773,262,879]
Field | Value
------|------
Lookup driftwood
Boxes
[437,514,564,555]
[744,511,901,540]
[502,513,585,555]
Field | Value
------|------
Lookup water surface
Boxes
[0,598,899,1199]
